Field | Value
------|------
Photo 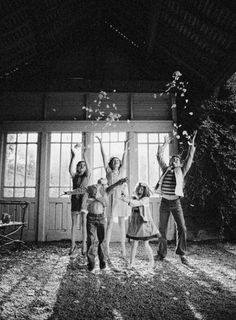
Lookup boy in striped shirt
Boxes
[155,131,197,265]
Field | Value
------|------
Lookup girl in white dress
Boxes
[96,136,130,257]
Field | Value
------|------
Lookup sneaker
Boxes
[69,245,78,257]
[154,254,164,261]
[100,262,106,270]
[87,264,95,272]
[180,256,190,265]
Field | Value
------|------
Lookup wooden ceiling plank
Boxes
[166,0,235,44]
[160,10,228,57]
[147,0,163,55]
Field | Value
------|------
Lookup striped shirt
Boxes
[161,170,176,195]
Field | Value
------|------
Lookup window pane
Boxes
[50,144,60,186]
[25,188,35,197]
[7,134,16,143]
[93,168,105,182]
[62,133,72,142]
[4,144,16,186]
[15,144,26,186]
[118,132,126,141]
[110,142,124,159]
[60,144,71,186]
[4,133,38,199]
[28,133,38,142]
[149,144,159,187]
[72,133,82,143]
[18,133,27,143]
[94,143,103,168]
[50,188,59,197]
[3,188,13,197]
[94,132,101,141]
[138,134,147,143]
[138,144,148,182]
[51,133,61,142]
[15,188,24,197]
[26,144,37,186]
[149,134,159,143]
[110,132,118,141]
[102,133,109,141]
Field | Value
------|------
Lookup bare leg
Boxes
[144,240,154,268]
[118,217,126,257]
[130,240,138,265]
[70,211,79,254]
[106,217,113,257]
[81,212,87,255]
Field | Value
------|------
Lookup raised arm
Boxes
[182,130,197,176]
[82,146,90,177]
[121,138,131,171]
[106,178,128,195]
[121,196,149,207]
[96,136,107,170]
[157,135,172,171]
[69,144,81,177]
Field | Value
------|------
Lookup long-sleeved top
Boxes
[155,143,196,197]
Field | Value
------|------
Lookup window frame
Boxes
[1,132,39,199]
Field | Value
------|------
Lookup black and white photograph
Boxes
[0,1,235,319]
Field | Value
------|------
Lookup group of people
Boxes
[66,131,197,272]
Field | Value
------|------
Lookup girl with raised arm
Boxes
[121,182,160,268]
[69,144,90,257]
[96,136,129,257]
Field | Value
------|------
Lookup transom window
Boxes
[93,132,127,183]
[49,132,82,197]
[137,133,169,190]
[3,133,38,198]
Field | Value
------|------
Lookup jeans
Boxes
[87,214,106,269]
[158,198,187,257]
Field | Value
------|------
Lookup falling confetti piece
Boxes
[185,99,189,103]
[52,108,56,112]
[153,94,157,98]
[189,112,193,116]
[171,104,176,109]
[176,135,180,139]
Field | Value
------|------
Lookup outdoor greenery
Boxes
[180,75,236,240]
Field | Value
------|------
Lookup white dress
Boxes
[105,166,129,219]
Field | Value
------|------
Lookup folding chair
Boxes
[0,200,30,250]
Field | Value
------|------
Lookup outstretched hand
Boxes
[189,130,197,145]
[163,135,173,145]
[95,136,102,143]
[118,177,128,185]
[71,143,81,156]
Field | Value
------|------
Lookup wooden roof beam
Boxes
[160,11,227,57]
[166,0,235,43]
[154,42,211,87]
[147,0,163,55]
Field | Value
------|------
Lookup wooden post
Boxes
[37,132,49,241]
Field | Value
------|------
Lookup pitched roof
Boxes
[0,0,235,91]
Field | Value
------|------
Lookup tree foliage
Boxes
[184,81,236,240]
